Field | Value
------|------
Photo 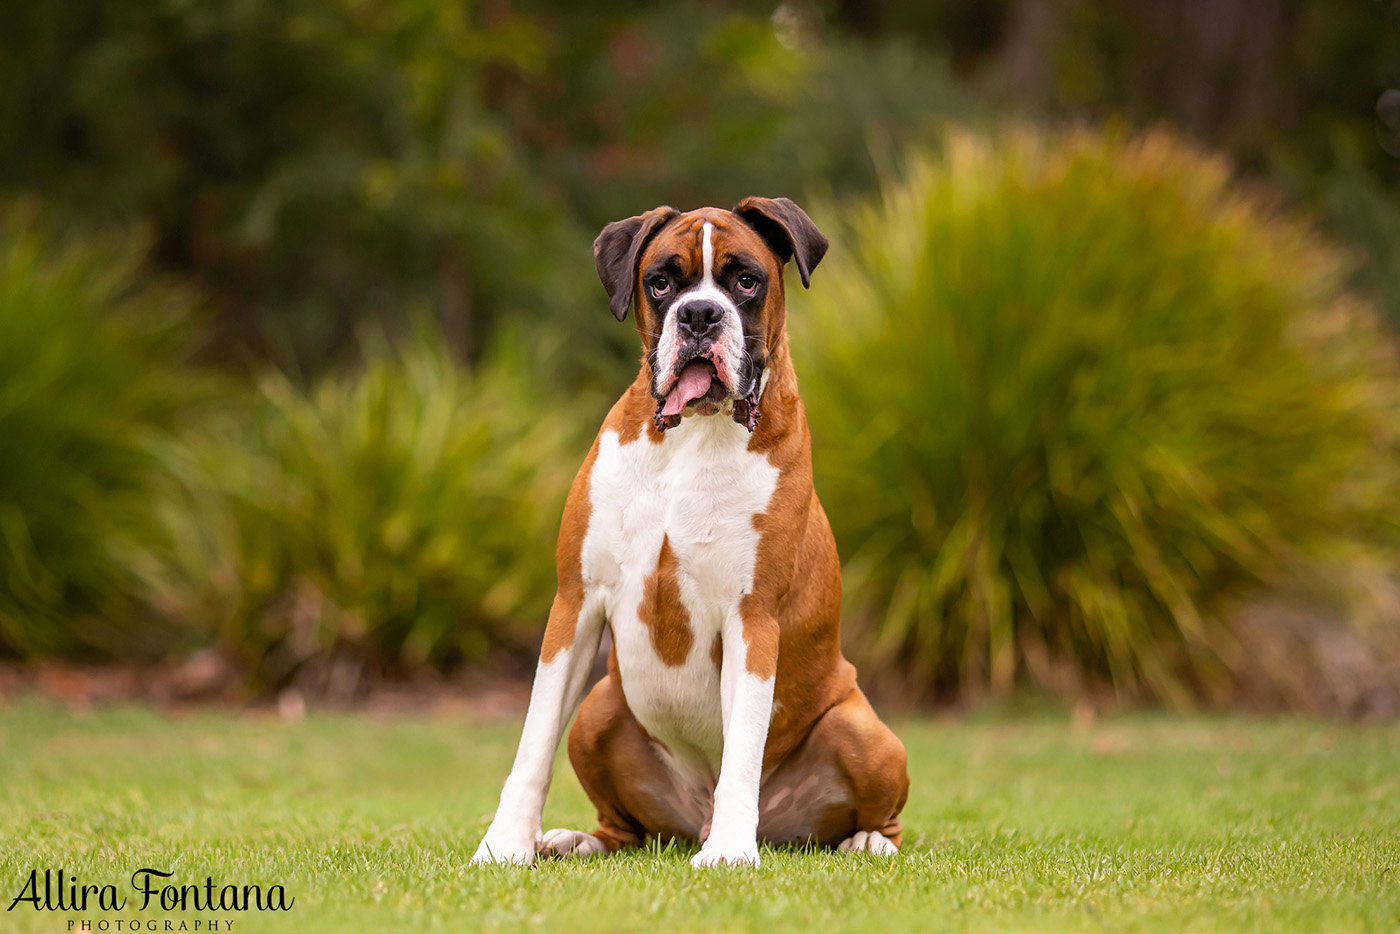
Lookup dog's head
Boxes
[594,198,827,426]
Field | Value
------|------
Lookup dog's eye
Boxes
[648,277,671,299]
[736,273,759,295]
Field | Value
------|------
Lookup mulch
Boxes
[0,653,531,720]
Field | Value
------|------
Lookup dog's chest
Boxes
[581,418,780,764]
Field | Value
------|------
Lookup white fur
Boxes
[589,415,779,868]
[838,830,898,856]
[539,828,606,859]
[692,607,774,867]
[471,601,605,865]
[587,415,776,714]
[655,221,748,397]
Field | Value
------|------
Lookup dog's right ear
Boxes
[594,206,679,322]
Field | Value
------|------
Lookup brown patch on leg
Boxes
[539,434,600,664]
[756,686,909,847]
[538,591,582,666]
[637,536,694,666]
[738,601,779,679]
[568,674,703,850]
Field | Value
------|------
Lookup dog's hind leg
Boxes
[756,686,908,854]
[566,673,701,853]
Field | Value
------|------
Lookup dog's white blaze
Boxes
[583,413,779,861]
[654,221,748,398]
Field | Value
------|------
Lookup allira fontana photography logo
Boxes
[7,868,294,929]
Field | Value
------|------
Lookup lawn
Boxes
[1,700,1396,934]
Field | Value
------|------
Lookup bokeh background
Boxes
[2,0,1399,715]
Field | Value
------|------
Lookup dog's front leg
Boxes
[692,610,778,868]
[472,592,604,865]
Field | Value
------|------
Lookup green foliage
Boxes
[795,129,1400,706]
[998,0,1400,330]
[125,330,585,690]
[0,209,199,658]
[2,0,1397,709]
[0,0,972,380]
[530,5,973,227]
[0,0,585,372]
[507,5,975,388]
[0,205,594,684]
[1310,148,1400,331]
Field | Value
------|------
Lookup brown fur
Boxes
[569,675,908,849]
[605,379,666,447]
[538,436,598,664]
[637,536,695,667]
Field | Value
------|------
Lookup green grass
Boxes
[1,702,1396,933]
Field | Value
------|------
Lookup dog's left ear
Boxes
[594,206,679,322]
[732,196,829,289]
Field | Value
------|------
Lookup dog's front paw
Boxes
[471,821,540,866]
[691,836,761,868]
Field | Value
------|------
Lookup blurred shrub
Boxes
[530,6,974,229]
[796,129,1400,707]
[0,0,585,373]
[0,208,199,658]
[0,0,973,383]
[124,329,585,693]
[1311,149,1400,331]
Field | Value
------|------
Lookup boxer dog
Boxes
[472,198,908,868]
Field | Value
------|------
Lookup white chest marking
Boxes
[580,415,779,780]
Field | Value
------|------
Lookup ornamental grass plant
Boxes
[795,129,1400,709]
[125,331,585,693]
[0,210,199,658]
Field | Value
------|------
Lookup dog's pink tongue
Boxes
[661,361,714,416]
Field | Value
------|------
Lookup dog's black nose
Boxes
[677,301,724,338]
